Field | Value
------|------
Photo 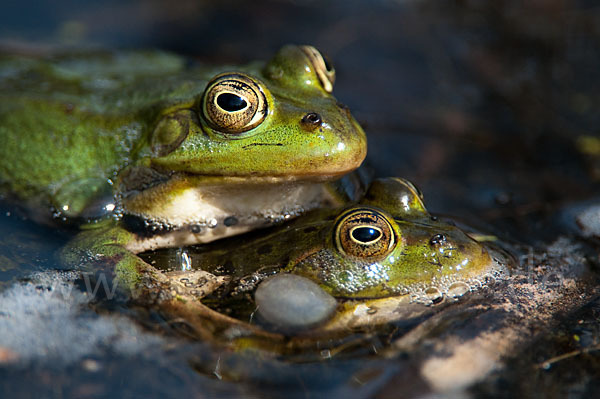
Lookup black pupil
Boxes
[352,227,381,243]
[217,93,247,112]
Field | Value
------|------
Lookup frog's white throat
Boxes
[120,176,341,253]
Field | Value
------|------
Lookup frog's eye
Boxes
[334,208,396,260]
[300,45,336,93]
[202,73,268,134]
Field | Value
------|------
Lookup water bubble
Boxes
[223,216,238,227]
[470,279,482,290]
[482,273,496,286]
[341,270,354,283]
[447,281,470,298]
[197,277,208,286]
[542,362,552,370]
[255,274,337,330]
[178,251,191,271]
[82,359,101,373]
[424,287,444,304]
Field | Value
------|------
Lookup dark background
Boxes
[1,0,600,397]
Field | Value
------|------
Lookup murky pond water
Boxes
[1,1,600,397]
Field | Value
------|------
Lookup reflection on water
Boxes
[0,208,67,289]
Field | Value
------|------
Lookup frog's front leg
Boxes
[60,221,264,340]
[61,220,234,303]
[60,221,166,299]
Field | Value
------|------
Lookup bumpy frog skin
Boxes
[143,178,509,336]
[0,45,366,279]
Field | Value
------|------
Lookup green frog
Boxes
[0,45,367,281]
[141,178,510,342]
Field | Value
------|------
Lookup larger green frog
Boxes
[139,178,510,346]
[0,45,367,278]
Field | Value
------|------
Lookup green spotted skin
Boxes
[0,45,366,220]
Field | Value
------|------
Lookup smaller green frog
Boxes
[141,178,509,338]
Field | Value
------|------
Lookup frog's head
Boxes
[288,178,495,299]
[148,45,366,180]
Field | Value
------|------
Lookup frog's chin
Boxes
[117,165,350,196]
[119,176,344,253]
[174,172,352,184]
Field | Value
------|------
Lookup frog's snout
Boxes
[300,112,323,131]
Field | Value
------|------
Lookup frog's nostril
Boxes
[429,234,447,246]
[301,112,322,130]
[336,101,354,120]
[335,101,349,111]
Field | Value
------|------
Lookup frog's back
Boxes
[0,50,201,216]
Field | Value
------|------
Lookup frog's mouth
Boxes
[118,164,349,196]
